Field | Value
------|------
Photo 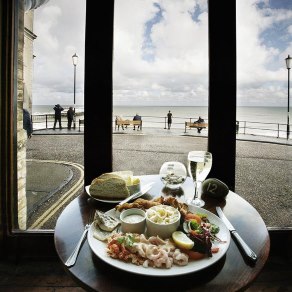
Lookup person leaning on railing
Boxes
[67,107,75,130]
[53,104,64,130]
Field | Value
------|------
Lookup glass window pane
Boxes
[236,0,291,228]
[113,0,209,177]
[16,0,85,231]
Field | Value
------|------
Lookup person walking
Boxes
[167,110,172,130]
[53,104,64,129]
[23,108,33,138]
[67,106,75,130]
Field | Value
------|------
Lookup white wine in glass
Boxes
[187,151,212,207]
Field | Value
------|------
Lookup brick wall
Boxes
[17,1,27,230]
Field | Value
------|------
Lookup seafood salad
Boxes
[107,233,189,269]
[93,197,227,269]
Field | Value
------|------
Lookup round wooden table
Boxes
[54,175,270,292]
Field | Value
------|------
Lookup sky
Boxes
[33,0,292,107]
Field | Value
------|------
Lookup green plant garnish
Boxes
[210,224,220,234]
[190,220,199,230]
[117,235,135,247]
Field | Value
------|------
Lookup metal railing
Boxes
[31,112,84,130]
[237,120,289,139]
[113,115,290,139]
[31,113,290,139]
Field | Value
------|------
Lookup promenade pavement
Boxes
[33,126,291,145]
[27,126,291,229]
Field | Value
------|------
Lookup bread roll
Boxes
[89,172,131,199]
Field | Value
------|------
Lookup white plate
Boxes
[87,206,231,277]
[85,185,122,203]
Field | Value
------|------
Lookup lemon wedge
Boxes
[172,231,194,250]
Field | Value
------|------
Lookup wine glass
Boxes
[159,161,187,190]
[187,151,212,207]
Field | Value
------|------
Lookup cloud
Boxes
[236,0,292,105]
[33,0,85,105]
[113,0,209,106]
[32,0,291,107]
[114,0,291,106]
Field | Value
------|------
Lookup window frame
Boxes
[0,0,236,257]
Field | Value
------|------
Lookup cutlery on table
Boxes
[105,182,155,217]
[216,206,257,263]
[65,182,155,267]
[65,211,95,268]
[120,182,155,205]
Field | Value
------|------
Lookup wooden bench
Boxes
[115,119,142,131]
[184,121,208,133]
[79,119,84,132]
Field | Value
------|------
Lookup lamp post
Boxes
[285,55,291,140]
[72,53,79,129]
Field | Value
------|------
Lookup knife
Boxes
[216,206,257,262]
[104,182,155,218]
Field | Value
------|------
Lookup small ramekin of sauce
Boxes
[120,208,146,234]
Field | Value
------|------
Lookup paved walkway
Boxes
[33,126,291,145]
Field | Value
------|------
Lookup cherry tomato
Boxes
[182,249,206,260]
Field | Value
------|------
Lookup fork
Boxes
[65,210,95,267]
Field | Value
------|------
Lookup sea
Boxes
[32,105,289,139]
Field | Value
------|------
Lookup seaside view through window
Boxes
[14,0,291,233]
[16,0,86,231]
[17,0,210,231]
[235,0,291,228]
[112,0,210,181]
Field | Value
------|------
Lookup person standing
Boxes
[53,104,64,129]
[133,113,141,130]
[167,110,172,130]
[23,108,33,138]
[67,106,75,130]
